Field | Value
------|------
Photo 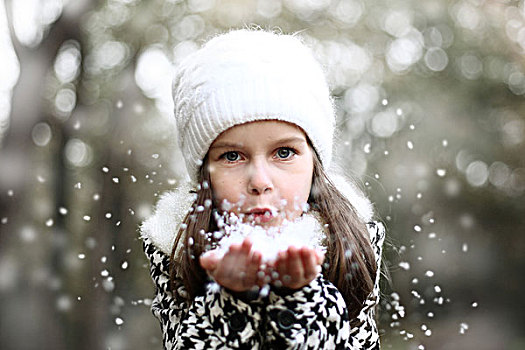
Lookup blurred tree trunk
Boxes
[0,1,101,349]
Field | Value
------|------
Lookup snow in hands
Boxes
[203,211,326,264]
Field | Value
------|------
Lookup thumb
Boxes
[200,250,219,271]
[315,250,325,265]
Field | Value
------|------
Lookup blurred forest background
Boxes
[1,0,524,349]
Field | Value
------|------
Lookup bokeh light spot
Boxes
[31,122,52,147]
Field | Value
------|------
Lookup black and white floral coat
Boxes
[141,177,385,350]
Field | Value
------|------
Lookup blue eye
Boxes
[223,151,240,162]
[276,148,295,159]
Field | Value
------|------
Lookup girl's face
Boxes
[207,120,314,227]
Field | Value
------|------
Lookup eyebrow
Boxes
[210,136,306,150]
[270,136,306,147]
[209,141,244,150]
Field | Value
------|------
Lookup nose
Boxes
[247,160,273,196]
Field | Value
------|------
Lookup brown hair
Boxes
[170,151,377,321]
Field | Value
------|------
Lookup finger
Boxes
[275,251,288,279]
[213,244,240,282]
[227,243,242,255]
[286,246,303,285]
[275,251,292,286]
[300,247,318,280]
[221,244,242,268]
[315,249,325,265]
[244,251,262,286]
[240,237,253,255]
[200,250,219,271]
[249,251,262,270]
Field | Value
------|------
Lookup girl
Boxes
[141,29,385,349]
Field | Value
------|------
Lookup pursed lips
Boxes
[245,207,277,223]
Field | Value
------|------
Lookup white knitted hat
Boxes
[173,29,335,182]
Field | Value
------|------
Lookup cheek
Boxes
[280,167,313,210]
[210,171,244,205]
[298,157,314,201]
[288,177,312,203]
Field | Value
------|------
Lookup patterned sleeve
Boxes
[347,221,386,349]
[143,236,263,349]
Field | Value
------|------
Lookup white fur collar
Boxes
[140,173,374,256]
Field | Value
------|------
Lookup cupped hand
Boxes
[272,246,324,290]
[199,238,263,292]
